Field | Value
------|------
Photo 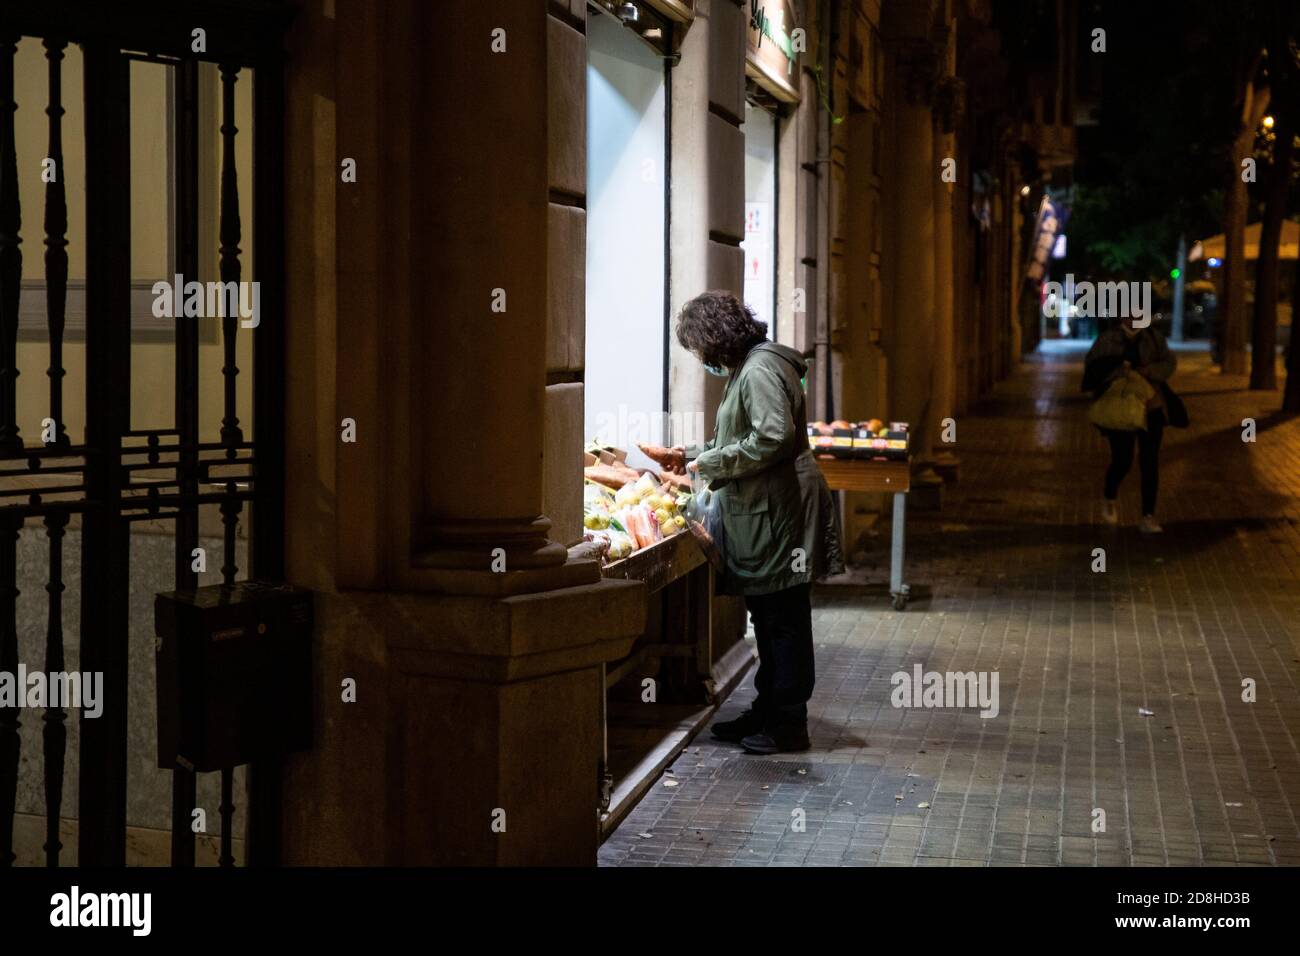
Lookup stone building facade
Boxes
[271,0,1076,864]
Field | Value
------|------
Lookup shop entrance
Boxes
[583,6,732,837]
[585,11,667,461]
[743,100,777,336]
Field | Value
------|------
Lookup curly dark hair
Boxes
[675,291,768,370]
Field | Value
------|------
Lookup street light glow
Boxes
[1263,115,1275,129]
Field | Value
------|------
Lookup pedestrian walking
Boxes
[1082,316,1187,533]
[674,290,844,755]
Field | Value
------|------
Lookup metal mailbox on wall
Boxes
[155,581,313,773]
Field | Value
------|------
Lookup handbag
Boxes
[1088,370,1154,432]
[1159,381,1189,428]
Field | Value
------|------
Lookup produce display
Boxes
[584,460,641,491]
[582,469,690,564]
[808,419,910,460]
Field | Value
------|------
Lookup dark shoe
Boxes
[741,724,810,755]
[711,708,765,742]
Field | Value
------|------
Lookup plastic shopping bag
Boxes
[1088,369,1154,432]
[684,468,726,569]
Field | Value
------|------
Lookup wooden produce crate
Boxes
[598,527,720,834]
[601,530,705,594]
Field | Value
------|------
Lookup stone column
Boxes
[412,0,567,580]
[884,35,939,468]
[664,0,749,679]
[931,28,960,475]
[774,70,809,351]
[790,67,820,361]
[1006,152,1025,362]
[278,0,646,866]
[668,0,746,442]
[542,2,588,549]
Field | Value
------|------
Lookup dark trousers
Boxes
[1103,411,1165,515]
[745,583,814,726]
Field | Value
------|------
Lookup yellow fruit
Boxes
[674,515,686,528]
[654,507,671,525]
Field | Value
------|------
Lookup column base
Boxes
[404,556,600,596]
[933,451,961,483]
[277,576,647,865]
[910,462,945,511]
[416,514,569,573]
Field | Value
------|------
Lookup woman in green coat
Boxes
[677,291,843,754]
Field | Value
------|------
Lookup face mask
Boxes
[704,363,729,378]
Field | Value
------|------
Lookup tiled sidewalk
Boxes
[600,345,1300,866]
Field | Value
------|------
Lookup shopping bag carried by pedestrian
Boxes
[1158,380,1190,428]
[1088,369,1154,432]
[684,467,726,569]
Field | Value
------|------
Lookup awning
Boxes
[1190,219,1300,262]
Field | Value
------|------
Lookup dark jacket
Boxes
[695,341,844,595]
[1082,326,1175,396]
[1082,325,1187,427]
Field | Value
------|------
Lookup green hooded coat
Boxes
[694,341,844,596]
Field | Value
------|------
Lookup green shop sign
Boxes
[749,0,796,74]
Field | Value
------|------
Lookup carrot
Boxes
[637,443,686,474]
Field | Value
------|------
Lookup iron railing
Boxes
[0,0,291,867]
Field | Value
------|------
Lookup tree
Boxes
[1286,254,1300,410]
[1284,257,1300,411]
[1222,53,1270,375]
[1250,18,1300,390]
[1249,115,1294,390]
[1066,1,1247,298]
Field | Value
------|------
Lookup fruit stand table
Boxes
[596,530,712,822]
[815,456,912,610]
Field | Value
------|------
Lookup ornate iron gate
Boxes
[0,2,290,866]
